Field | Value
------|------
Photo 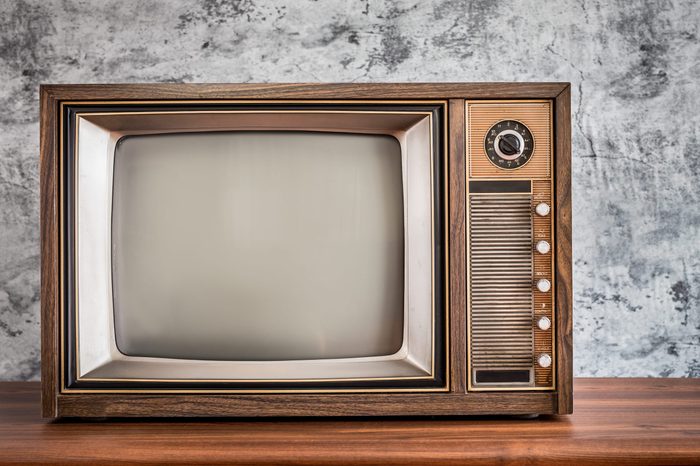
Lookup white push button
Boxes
[536,279,551,293]
[537,353,553,368]
[535,240,551,254]
[535,203,550,216]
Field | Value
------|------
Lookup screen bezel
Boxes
[59,101,449,392]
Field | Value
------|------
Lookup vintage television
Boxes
[40,83,572,418]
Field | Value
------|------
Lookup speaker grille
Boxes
[469,194,534,378]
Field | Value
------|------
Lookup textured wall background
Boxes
[1,0,698,380]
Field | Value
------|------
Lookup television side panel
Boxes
[554,85,573,414]
[39,86,61,418]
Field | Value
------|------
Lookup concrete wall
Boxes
[1,0,698,380]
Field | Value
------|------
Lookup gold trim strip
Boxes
[61,99,448,105]
[62,386,450,394]
[78,110,434,117]
[74,375,434,383]
[549,101,557,389]
[59,103,65,391]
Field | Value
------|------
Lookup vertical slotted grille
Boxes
[469,194,534,376]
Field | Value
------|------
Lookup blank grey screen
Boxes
[111,131,405,361]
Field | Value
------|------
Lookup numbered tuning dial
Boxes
[484,120,534,170]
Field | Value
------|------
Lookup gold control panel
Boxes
[466,101,555,390]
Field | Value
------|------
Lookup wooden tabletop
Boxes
[1,378,698,465]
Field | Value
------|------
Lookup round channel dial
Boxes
[484,120,534,169]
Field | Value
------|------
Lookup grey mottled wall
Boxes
[1,0,698,380]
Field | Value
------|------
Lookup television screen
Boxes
[111,131,405,361]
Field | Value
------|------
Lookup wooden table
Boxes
[0,378,698,465]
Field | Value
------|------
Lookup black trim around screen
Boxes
[62,102,447,390]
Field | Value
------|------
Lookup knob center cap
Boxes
[498,133,521,156]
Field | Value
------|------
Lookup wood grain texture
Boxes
[39,86,59,419]
[448,99,467,393]
[41,82,570,101]
[1,379,698,465]
[554,85,573,414]
[55,392,556,417]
